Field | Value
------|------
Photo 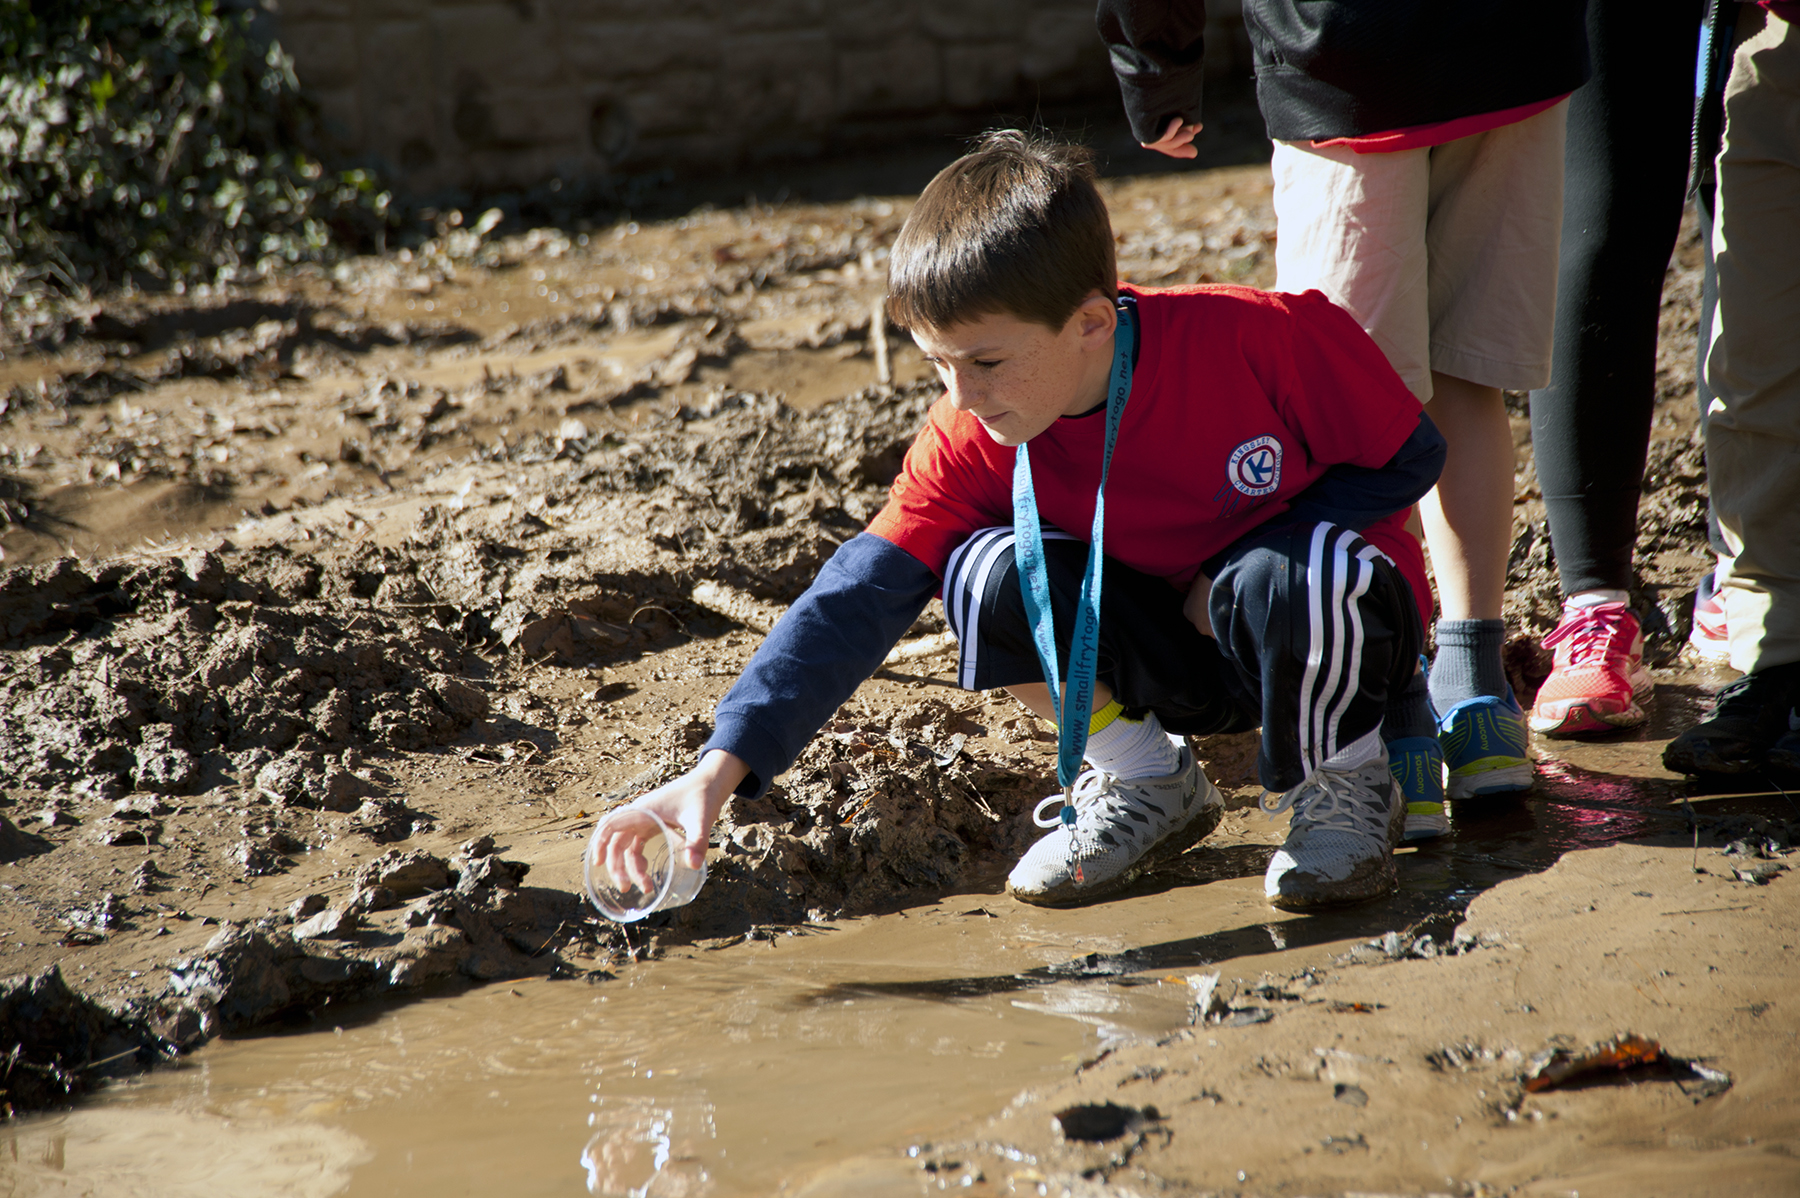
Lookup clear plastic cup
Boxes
[583,806,707,922]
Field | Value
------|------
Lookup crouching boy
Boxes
[598,131,1446,910]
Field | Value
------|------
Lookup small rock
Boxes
[70,775,124,804]
[348,885,398,914]
[149,1001,212,1050]
[66,892,128,931]
[455,855,529,894]
[254,752,324,805]
[292,906,360,941]
[429,673,490,723]
[1733,861,1787,885]
[401,891,459,929]
[39,803,80,828]
[459,834,496,859]
[128,860,167,893]
[231,838,287,878]
[133,745,199,795]
[112,795,171,820]
[353,848,451,898]
[352,797,429,843]
[287,894,328,921]
[315,767,371,813]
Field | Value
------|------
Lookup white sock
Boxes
[1566,588,1629,611]
[1085,705,1181,779]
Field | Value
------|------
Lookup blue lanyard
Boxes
[1011,302,1136,795]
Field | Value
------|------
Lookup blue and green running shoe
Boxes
[1438,691,1532,798]
[1387,735,1449,841]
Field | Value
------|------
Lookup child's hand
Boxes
[1183,573,1215,638]
[1143,116,1203,159]
[591,748,749,873]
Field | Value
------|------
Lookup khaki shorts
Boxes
[1270,100,1569,401]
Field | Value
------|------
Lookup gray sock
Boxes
[1428,619,1510,713]
[1383,668,1437,742]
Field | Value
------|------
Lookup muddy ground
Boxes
[1,154,1794,1193]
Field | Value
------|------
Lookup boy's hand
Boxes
[592,748,749,872]
[1183,573,1215,638]
[1143,116,1203,159]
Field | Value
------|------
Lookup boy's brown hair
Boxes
[885,130,1117,333]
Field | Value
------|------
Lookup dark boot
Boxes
[1663,662,1800,775]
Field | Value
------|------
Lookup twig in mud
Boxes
[1761,772,1799,817]
[1668,787,1800,805]
[948,778,999,822]
[532,920,569,957]
[80,1047,143,1073]
[870,297,892,387]
[629,603,685,633]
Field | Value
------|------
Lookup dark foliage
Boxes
[0,0,391,298]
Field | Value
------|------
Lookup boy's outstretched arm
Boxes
[606,533,938,869]
[1097,0,1210,149]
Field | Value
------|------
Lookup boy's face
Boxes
[911,294,1118,447]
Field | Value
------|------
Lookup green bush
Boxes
[0,0,392,300]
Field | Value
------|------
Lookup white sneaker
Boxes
[1006,737,1224,907]
[1261,731,1401,910]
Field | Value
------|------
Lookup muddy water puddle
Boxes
[0,901,1197,1197]
[10,712,1791,1197]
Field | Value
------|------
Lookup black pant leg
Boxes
[1210,523,1423,792]
[942,527,1258,736]
[1526,0,1705,594]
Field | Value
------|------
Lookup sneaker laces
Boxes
[1032,767,1143,887]
[1542,604,1633,665]
[1258,763,1388,841]
[1032,766,1137,831]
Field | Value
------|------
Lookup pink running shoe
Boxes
[1528,601,1654,737]
[1689,572,1730,663]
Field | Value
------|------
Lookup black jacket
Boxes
[1098,1,1591,144]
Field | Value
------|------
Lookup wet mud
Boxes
[1,158,1796,1195]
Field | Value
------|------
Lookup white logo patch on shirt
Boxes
[1226,436,1283,497]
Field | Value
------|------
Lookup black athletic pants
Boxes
[941,522,1423,793]
[1526,0,1705,595]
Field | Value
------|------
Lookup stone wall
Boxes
[270,0,1248,196]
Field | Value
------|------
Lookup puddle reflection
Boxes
[581,1098,715,1198]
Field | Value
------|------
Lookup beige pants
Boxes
[1707,8,1800,674]
[1271,101,1568,401]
